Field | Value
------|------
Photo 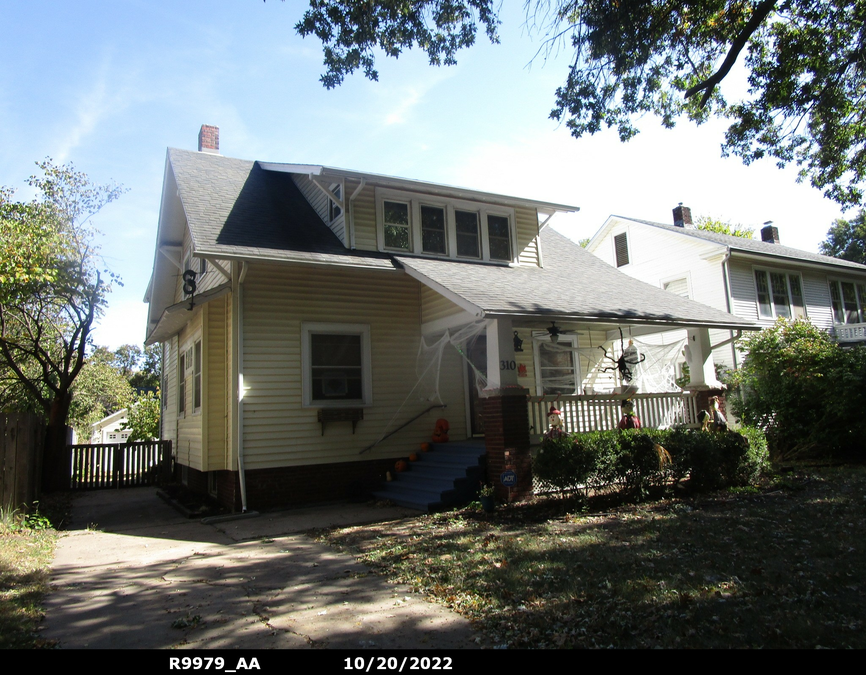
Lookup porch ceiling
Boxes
[397,229,758,332]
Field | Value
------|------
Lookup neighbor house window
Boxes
[383,200,411,251]
[534,335,579,395]
[376,188,516,263]
[829,280,866,324]
[614,233,629,267]
[663,277,690,298]
[754,269,806,319]
[302,323,372,407]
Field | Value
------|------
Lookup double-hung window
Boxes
[302,323,372,407]
[376,189,515,263]
[534,335,579,395]
[829,280,866,324]
[193,340,202,412]
[178,340,201,416]
[754,269,806,319]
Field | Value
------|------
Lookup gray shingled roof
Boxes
[623,217,866,272]
[396,228,756,330]
[168,148,395,270]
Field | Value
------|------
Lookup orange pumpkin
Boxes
[409,453,419,462]
[395,460,409,472]
[431,418,450,443]
[420,442,431,453]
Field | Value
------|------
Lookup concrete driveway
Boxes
[42,488,484,649]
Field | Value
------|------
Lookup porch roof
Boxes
[396,229,758,331]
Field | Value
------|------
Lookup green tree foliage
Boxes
[121,389,161,442]
[296,1,866,206]
[694,215,755,239]
[819,209,866,264]
[0,160,124,488]
[68,347,134,442]
[729,318,866,460]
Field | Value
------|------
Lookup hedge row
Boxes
[533,427,768,500]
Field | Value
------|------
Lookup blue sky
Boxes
[1,1,848,349]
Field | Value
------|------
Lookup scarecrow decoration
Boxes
[617,398,642,430]
[544,405,565,439]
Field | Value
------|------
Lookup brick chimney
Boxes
[673,203,693,228]
[198,125,219,154]
[761,221,780,244]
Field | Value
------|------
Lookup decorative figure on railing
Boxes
[617,398,642,429]
[598,328,646,383]
[698,396,727,432]
[544,405,565,439]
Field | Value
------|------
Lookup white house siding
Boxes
[205,295,231,471]
[350,180,377,251]
[420,286,465,325]
[515,207,540,267]
[240,263,468,472]
[176,311,203,470]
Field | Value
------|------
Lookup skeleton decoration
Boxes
[598,328,646,383]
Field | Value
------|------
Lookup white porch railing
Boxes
[528,392,699,441]
[835,322,866,343]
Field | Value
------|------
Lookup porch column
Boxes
[484,318,518,389]
[684,327,723,390]
[482,317,532,502]
[685,327,727,421]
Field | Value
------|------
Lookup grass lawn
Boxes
[322,465,866,649]
[0,495,69,649]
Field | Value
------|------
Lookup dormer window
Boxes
[376,188,516,263]
[328,182,343,223]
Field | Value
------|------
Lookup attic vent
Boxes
[614,233,630,267]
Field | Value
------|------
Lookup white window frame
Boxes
[301,322,373,408]
[532,333,580,396]
[753,267,807,320]
[828,278,866,325]
[328,181,344,224]
[375,188,516,264]
[178,335,202,417]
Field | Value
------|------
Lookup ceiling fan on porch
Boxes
[545,321,575,344]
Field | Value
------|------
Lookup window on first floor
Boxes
[178,339,201,416]
[754,269,806,320]
[178,349,187,415]
[193,339,202,412]
[302,323,372,407]
[829,279,866,324]
[533,334,579,395]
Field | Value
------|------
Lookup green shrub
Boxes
[729,318,866,460]
[533,426,768,500]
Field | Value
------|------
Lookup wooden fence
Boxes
[1,413,46,511]
[68,440,172,490]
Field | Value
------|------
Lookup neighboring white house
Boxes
[586,205,866,372]
[90,408,131,445]
[143,127,756,512]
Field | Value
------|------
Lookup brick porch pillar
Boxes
[692,388,728,424]
[482,387,532,502]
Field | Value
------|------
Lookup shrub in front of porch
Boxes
[533,427,767,500]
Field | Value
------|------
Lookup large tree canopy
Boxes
[820,208,866,264]
[296,0,866,207]
[0,160,124,488]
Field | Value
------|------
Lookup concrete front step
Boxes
[373,441,487,512]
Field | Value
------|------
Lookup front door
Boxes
[465,335,487,436]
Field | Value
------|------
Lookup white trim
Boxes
[752,266,808,320]
[301,322,373,408]
[375,187,517,264]
[660,273,692,299]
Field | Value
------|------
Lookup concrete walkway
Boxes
[42,488,484,649]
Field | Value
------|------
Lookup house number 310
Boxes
[500,360,516,371]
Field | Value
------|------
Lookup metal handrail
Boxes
[358,404,446,454]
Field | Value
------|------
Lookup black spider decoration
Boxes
[598,328,645,383]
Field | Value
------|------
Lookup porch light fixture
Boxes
[513,331,524,352]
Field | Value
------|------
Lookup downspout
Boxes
[348,177,366,250]
[237,262,249,512]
